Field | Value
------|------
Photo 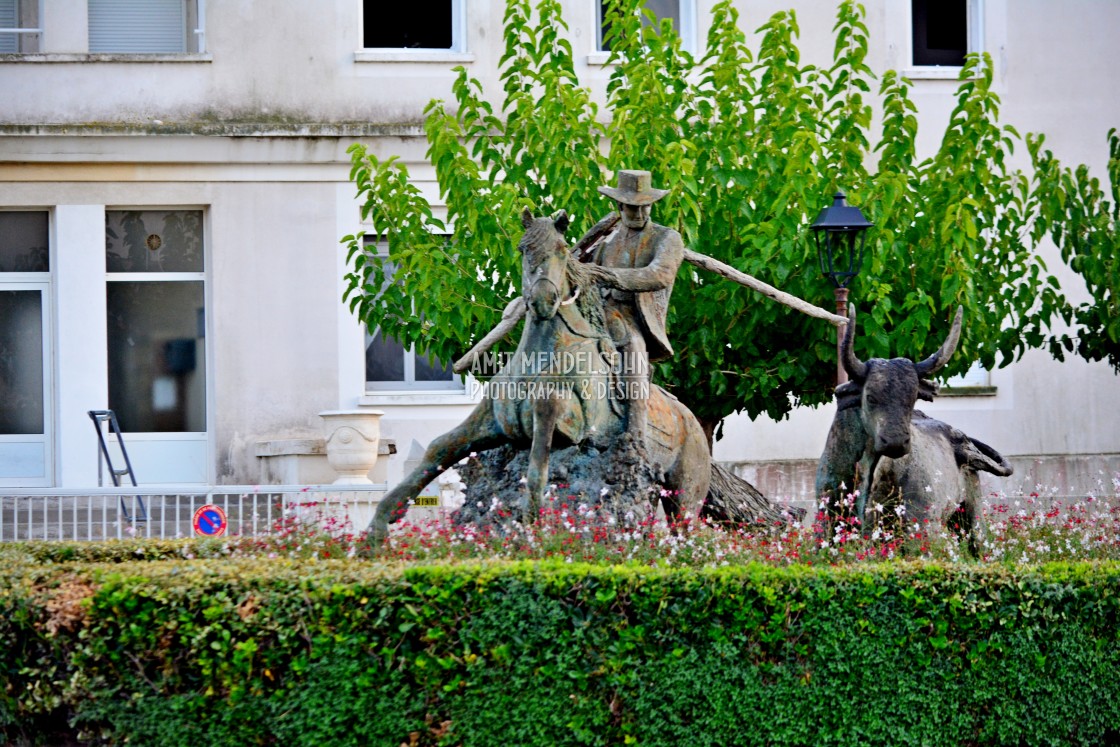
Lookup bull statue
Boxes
[815,306,1013,551]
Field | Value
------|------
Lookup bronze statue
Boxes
[366,209,713,544]
[364,170,852,546]
[816,306,1013,554]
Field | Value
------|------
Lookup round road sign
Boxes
[192,504,228,537]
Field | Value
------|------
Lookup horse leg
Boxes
[366,404,505,548]
[661,408,712,530]
[525,397,562,520]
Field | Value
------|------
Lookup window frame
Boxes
[903,0,984,79]
[362,238,465,394]
[0,208,54,487]
[104,207,209,434]
[589,0,696,64]
[941,360,997,397]
[0,0,42,54]
[0,0,206,58]
[354,0,473,64]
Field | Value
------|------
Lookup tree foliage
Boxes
[343,0,1115,436]
[1030,128,1120,370]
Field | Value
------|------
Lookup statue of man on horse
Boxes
[364,169,847,546]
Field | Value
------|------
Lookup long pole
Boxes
[681,249,849,326]
[834,287,849,386]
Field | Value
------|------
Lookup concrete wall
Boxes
[1,1,1117,494]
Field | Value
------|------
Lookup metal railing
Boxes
[0,484,387,542]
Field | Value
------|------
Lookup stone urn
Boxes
[319,409,385,484]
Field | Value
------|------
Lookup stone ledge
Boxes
[0,53,213,64]
[255,438,396,458]
[940,385,998,397]
[0,122,427,138]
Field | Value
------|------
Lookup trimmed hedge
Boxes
[2,551,1119,746]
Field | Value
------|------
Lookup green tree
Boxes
[343,0,1107,441]
[1031,129,1120,371]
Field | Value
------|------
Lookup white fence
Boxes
[0,484,388,542]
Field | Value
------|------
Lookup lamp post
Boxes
[810,190,873,386]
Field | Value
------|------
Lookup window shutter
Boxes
[0,0,18,54]
[88,0,186,53]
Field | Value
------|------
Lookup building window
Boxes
[0,0,40,53]
[365,327,459,391]
[88,0,203,54]
[911,0,969,67]
[942,361,996,396]
[363,238,461,392]
[0,211,52,485]
[363,1,462,51]
[105,210,206,432]
[0,211,48,273]
[598,0,695,52]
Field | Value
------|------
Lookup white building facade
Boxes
[0,0,1117,501]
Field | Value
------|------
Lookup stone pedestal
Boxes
[255,438,395,486]
[319,409,385,485]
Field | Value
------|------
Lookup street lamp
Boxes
[810,190,873,386]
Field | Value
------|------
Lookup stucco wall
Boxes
[1,0,1117,493]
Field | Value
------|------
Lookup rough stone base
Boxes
[455,441,663,527]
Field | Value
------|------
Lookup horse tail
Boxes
[701,462,805,527]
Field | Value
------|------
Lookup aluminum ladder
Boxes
[88,410,147,522]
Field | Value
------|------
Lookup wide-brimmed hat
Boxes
[598,170,670,206]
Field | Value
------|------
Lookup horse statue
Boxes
[366,209,796,546]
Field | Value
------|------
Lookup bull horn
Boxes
[914,306,964,377]
[840,305,867,382]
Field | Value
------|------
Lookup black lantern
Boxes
[810,190,873,289]
[810,190,873,386]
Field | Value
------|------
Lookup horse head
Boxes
[520,208,573,321]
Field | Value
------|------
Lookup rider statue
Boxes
[369,168,837,542]
[577,170,684,452]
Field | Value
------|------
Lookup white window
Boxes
[363,239,462,392]
[105,210,207,433]
[1,0,205,55]
[363,1,464,52]
[0,0,40,53]
[909,0,982,69]
[89,0,202,54]
[597,0,696,53]
[943,361,995,395]
[0,210,53,486]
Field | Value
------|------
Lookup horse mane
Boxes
[566,255,608,335]
[517,218,559,254]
